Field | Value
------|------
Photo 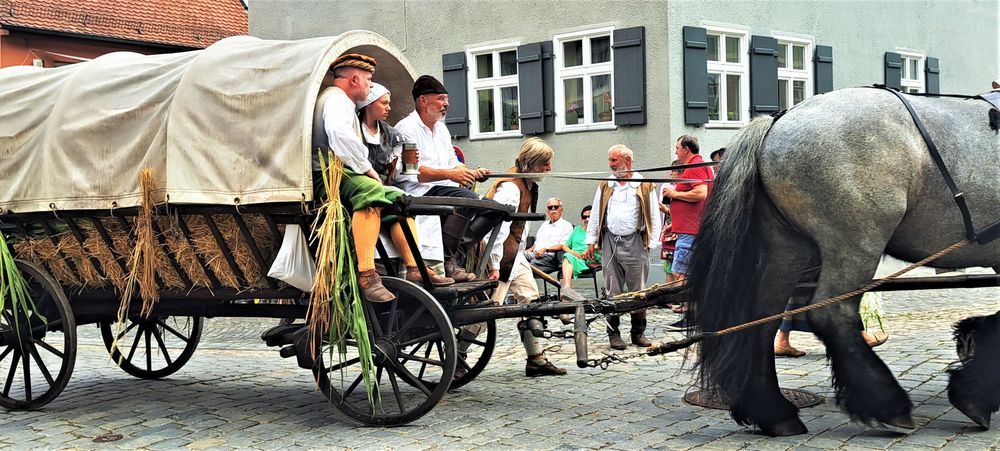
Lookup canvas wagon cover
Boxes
[0,31,413,214]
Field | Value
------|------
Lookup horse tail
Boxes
[687,115,774,412]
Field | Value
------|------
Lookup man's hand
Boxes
[447,165,479,186]
[662,185,676,200]
[488,269,500,281]
[582,244,596,260]
[473,167,492,183]
[365,169,381,181]
[534,248,546,257]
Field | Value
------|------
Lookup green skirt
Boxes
[314,169,404,213]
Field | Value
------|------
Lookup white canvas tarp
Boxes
[0,31,414,214]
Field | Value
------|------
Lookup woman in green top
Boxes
[558,205,601,288]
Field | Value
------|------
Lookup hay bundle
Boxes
[12,235,81,287]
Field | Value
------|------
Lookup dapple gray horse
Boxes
[687,87,1000,436]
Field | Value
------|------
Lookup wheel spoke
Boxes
[126,324,144,363]
[385,297,399,335]
[457,336,489,347]
[399,351,444,367]
[113,321,141,343]
[3,351,20,397]
[457,354,472,371]
[30,318,63,336]
[145,328,153,372]
[396,305,427,335]
[342,373,365,399]
[21,343,32,401]
[397,331,443,348]
[387,360,433,398]
[364,301,384,337]
[0,346,13,363]
[150,326,173,367]
[417,340,433,380]
[27,342,54,387]
[33,337,64,359]
[157,320,191,343]
[385,365,406,413]
[326,356,361,373]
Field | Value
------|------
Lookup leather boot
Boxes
[405,266,455,286]
[444,259,476,282]
[358,270,395,303]
[607,315,626,350]
[525,354,567,377]
[630,310,651,347]
[441,213,472,262]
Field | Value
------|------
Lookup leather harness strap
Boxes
[875,85,1000,244]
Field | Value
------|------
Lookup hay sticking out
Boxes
[116,167,159,333]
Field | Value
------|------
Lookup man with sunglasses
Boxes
[524,198,573,274]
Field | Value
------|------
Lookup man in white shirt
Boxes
[583,145,662,350]
[525,197,574,273]
[395,75,504,282]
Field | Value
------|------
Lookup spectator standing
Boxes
[525,198,574,273]
[484,138,565,377]
[583,145,661,350]
[658,161,682,284]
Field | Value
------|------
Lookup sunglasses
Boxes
[582,215,591,220]
[546,205,561,211]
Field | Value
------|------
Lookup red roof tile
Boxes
[0,0,248,49]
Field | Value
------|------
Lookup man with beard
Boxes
[582,145,661,350]
[395,75,503,282]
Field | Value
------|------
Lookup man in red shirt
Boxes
[662,135,713,284]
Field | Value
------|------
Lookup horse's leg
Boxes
[729,203,814,436]
[806,250,913,428]
[948,310,1000,429]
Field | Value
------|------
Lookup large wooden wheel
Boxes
[313,277,456,426]
[100,316,203,379]
[0,260,76,410]
[448,318,496,391]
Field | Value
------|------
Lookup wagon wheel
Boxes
[99,316,203,379]
[0,260,76,410]
[313,277,456,426]
[447,318,496,391]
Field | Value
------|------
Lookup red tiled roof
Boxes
[0,0,248,49]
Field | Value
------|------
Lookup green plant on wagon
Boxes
[0,232,46,340]
[307,152,379,407]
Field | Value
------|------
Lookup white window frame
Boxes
[466,42,521,140]
[774,34,813,111]
[704,25,750,128]
[898,49,925,94]
[553,26,616,133]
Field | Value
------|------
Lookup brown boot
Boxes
[358,270,395,303]
[631,333,652,347]
[444,259,476,282]
[405,266,455,286]
[630,310,651,347]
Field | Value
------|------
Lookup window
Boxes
[705,26,749,127]
[898,50,925,93]
[775,36,813,111]
[554,27,615,132]
[467,43,520,139]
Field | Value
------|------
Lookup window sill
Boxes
[555,122,617,134]
[468,131,524,141]
[704,121,746,129]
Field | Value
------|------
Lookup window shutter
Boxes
[442,52,469,138]
[925,57,940,94]
[749,35,779,116]
[884,52,902,91]
[814,45,833,94]
[517,42,554,135]
[612,26,646,126]
[682,26,709,125]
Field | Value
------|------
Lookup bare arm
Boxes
[663,184,708,202]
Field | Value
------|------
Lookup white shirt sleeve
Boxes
[322,94,372,174]
[556,220,574,245]
[647,186,662,250]
[488,182,521,269]
[584,186,603,245]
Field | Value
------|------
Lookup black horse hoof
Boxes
[761,418,808,436]
[955,404,993,430]
[883,414,917,431]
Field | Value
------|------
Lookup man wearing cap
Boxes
[317,54,452,303]
[395,75,503,282]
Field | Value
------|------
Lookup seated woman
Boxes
[558,205,601,288]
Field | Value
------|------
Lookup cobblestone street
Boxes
[1,262,999,450]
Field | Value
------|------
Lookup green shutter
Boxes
[884,52,902,91]
[517,41,554,135]
[612,26,646,126]
[683,26,709,125]
[442,52,469,138]
[814,45,833,94]
[750,35,779,116]
[925,57,940,94]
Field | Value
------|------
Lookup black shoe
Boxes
[631,333,652,347]
[608,332,627,350]
[525,359,567,377]
[663,317,691,332]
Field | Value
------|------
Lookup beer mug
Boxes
[401,142,420,175]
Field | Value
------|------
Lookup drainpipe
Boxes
[0,26,8,67]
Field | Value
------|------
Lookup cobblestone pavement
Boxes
[2,262,1000,450]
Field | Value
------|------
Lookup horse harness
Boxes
[870,85,1000,245]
